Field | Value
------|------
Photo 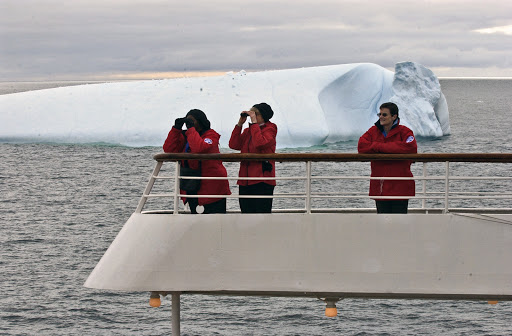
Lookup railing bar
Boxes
[175,176,305,181]
[173,176,462,181]
[311,176,445,180]
[147,193,512,200]
[447,176,512,180]
[438,196,512,199]
[146,193,512,200]
[159,194,449,200]
[153,152,512,162]
[135,161,162,213]
[155,176,306,181]
[156,175,512,181]
[141,207,512,214]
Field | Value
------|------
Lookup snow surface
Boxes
[0,62,449,148]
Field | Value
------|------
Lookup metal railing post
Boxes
[422,162,427,212]
[305,161,312,213]
[135,161,163,213]
[444,161,450,214]
[173,161,180,215]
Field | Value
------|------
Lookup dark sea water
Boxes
[1,79,512,335]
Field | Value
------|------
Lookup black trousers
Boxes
[376,200,409,214]
[239,182,275,213]
[187,198,226,214]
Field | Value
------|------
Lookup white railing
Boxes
[135,153,512,214]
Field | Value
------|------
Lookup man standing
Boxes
[358,102,417,213]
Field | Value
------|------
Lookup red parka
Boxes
[229,121,278,186]
[358,119,417,199]
[163,127,231,205]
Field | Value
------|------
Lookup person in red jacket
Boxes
[358,102,417,213]
[163,109,231,214]
[229,103,278,213]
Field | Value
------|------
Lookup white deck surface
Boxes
[85,213,512,300]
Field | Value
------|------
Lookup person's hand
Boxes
[238,112,248,127]
[246,109,258,123]
[174,117,186,129]
[185,118,195,129]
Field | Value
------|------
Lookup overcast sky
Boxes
[1,0,511,80]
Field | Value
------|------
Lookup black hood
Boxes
[186,109,211,131]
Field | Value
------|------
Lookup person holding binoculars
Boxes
[229,103,278,213]
[163,109,230,214]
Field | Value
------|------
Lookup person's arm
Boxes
[249,124,277,150]
[229,113,248,150]
[163,127,186,153]
[373,129,417,154]
[357,129,378,153]
[229,125,244,150]
[186,128,219,153]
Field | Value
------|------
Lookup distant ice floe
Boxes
[0,62,449,148]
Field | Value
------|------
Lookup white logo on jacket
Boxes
[204,138,213,144]
[406,136,414,143]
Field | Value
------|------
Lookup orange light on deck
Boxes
[149,292,161,307]
[325,307,337,317]
[324,298,339,317]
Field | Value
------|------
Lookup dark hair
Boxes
[252,102,274,122]
[379,102,399,117]
[186,109,211,130]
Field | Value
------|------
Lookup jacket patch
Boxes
[406,136,414,143]
[204,138,213,144]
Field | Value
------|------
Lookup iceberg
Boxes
[0,62,449,148]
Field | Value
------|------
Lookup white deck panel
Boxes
[84,213,512,299]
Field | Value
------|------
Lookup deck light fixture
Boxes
[320,297,340,317]
[149,291,161,307]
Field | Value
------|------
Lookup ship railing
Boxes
[135,153,512,214]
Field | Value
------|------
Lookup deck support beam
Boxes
[171,292,180,336]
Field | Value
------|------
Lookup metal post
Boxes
[171,292,180,336]
[422,162,427,213]
[135,161,163,213]
[173,161,180,215]
[444,161,450,214]
[305,161,312,213]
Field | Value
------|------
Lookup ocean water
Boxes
[1,79,512,335]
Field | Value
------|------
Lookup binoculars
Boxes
[240,112,249,117]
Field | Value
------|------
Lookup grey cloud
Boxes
[1,0,511,79]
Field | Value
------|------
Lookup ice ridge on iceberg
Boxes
[0,62,449,148]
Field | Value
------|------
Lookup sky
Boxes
[1,0,511,81]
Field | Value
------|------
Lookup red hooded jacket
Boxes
[163,127,231,205]
[358,119,417,199]
[229,121,278,186]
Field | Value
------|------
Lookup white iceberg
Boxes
[0,62,449,148]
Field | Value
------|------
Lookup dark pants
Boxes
[376,200,409,214]
[187,198,226,214]
[239,182,275,213]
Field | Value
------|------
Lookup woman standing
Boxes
[229,103,278,213]
[163,109,231,214]
[358,102,417,213]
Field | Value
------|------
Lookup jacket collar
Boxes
[375,118,400,134]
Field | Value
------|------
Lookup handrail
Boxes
[153,152,512,163]
[138,152,512,215]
